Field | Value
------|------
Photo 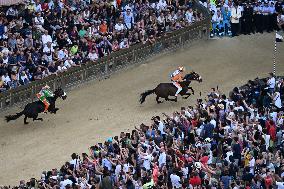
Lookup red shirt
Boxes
[189,176,201,186]
[200,156,209,166]
[41,3,49,11]
[269,125,276,141]
[265,176,273,188]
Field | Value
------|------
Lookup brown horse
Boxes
[139,72,202,104]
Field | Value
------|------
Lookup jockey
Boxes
[171,66,185,98]
[36,85,54,113]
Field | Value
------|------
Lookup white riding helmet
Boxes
[43,85,50,89]
[178,66,185,72]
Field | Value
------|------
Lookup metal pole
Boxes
[273,31,277,75]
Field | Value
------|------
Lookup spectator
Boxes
[0,0,205,94]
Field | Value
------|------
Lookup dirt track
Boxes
[0,33,284,185]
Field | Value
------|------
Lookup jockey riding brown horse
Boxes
[139,71,202,104]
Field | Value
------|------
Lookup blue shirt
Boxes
[268,6,275,13]
[221,176,231,189]
[123,12,134,24]
[222,10,231,21]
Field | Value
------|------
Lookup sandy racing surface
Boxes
[0,33,284,185]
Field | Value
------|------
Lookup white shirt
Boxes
[58,65,67,72]
[119,41,128,49]
[123,163,131,173]
[170,174,182,188]
[35,16,44,25]
[210,119,217,128]
[158,121,165,135]
[157,16,165,24]
[185,11,194,23]
[156,0,167,10]
[225,151,233,162]
[2,56,8,64]
[60,179,73,189]
[249,158,255,174]
[230,7,241,23]
[142,154,152,170]
[270,111,278,123]
[70,158,80,170]
[88,52,98,61]
[115,164,122,176]
[115,23,124,31]
[158,152,167,167]
[276,182,284,189]
[234,105,244,112]
[2,75,11,84]
[64,60,73,68]
[35,4,42,12]
[42,34,52,45]
[43,45,54,54]
[102,158,112,171]
[267,77,276,89]
[273,92,282,108]
[58,49,66,60]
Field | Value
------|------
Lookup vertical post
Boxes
[273,32,277,75]
[105,60,109,78]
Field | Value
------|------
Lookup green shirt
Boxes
[70,45,78,55]
[42,89,54,98]
[78,29,86,38]
[143,180,154,189]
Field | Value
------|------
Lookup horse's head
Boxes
[54,87,67,100]
[184,71,202,83]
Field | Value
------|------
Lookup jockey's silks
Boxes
[171,70,183,82]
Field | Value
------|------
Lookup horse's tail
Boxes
[140,89,155,104]
[5,110,24,122]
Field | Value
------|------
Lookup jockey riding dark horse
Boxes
[140,70,202,104]
[5,87,67,124]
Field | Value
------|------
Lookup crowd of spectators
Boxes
[2,73,284,189]
[0,0,205,93]
[204,0,284,37]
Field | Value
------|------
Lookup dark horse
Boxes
[5,88,67,124]
[140,72,202,104]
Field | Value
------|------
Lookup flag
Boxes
[276,33,283,42]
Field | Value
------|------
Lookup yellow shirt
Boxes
[27,4,35,12]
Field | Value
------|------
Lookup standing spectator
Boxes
[231,3,242,37]
[124,9,134,30]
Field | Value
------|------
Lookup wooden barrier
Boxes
[0,2,210,110]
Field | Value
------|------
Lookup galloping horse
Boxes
[140,71,202,104]
[5,88,67,124]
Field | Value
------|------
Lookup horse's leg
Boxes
[156,96,163,104]
[24,116,29,124]
[188,87,194,95]
[166,96,177,102]
[32,114,43,121]
[182,92,192,99]
[33,117,43,121]
[54,108,59,114]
